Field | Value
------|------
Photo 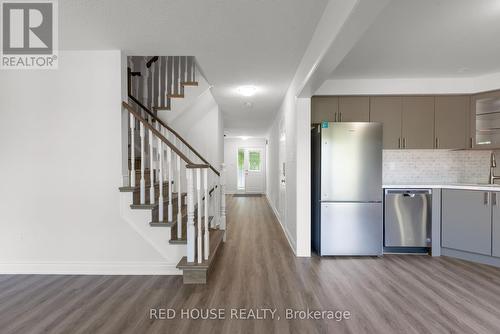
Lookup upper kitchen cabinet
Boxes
[338,96,370,122]
[401,96,435,149]
[435,95,469,149]
[471,90,500,149]
[370,96,403,149]
[311,96,338,123]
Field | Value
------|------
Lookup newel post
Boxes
[186,168,195,263]
[220,163,226,241]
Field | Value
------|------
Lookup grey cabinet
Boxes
[493,192,500,257]
[402,97,435,149]
[311,97,338,123]
[442,189,492,255]
[471,90,500,149]
[370,96,402,149]
[338,96,370,122]
[370,96,435,149]
[435,96,469,149]
[313,94,473,150]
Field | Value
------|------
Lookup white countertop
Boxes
[383,183,500,191]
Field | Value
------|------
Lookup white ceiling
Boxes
[59,0,328,137]
[331,0,500,79]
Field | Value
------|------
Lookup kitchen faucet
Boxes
[490,152,500,184]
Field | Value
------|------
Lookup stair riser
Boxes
[132,184,173,205]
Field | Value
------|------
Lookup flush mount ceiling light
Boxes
[237,85,257,97]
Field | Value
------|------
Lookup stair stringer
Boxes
[120,192,185,274]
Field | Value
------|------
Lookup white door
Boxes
[237,147,264,193]
[278,117,286,221]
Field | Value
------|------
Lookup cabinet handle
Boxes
[435,137,439,149]
[334,112,338,122]
[493,193,497,206]
[339,112,342,122]
[398,138,401,149]
[470,137,473,149]
[403,137,407,149]
[484,192,489,205]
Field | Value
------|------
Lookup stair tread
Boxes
[119,181,174,193]
[176,228,224,270]
[181,81,199,86]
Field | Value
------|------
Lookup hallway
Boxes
[1,196,500,333]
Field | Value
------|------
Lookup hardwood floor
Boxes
[2,195,500,333]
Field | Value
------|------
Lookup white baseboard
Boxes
[0,262,182,275]
[226,191,265,195]
[265,194,297,255]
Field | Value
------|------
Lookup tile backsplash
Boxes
[383,150,492,184]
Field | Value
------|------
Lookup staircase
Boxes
[120,56,226,284]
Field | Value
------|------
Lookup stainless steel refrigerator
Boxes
[311,122,383,256]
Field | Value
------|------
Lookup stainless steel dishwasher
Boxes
[384,189,432,248]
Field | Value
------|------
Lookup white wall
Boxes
[266,0,377,256]
[224,138,267,194]
[167,89,224,171]
[0,50,174,274]
[266,122,280,216]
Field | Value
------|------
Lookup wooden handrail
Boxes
[127,94,220,176]
[122,101,194,165]
[146,56,159,68]
[186,164,210,169]
[202,185,217,201]
[209,185,218,196]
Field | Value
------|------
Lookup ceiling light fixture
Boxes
[237,85,257,97]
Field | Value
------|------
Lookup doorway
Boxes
[237,147,264,194]
[278,116,286,222]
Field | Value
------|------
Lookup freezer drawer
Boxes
[320,202,383,256]
[384,189,432,247]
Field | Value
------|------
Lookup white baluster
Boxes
[130,113,136,187]
[220,163,226,241]
[192,57,196,82]
[186,168,195,263]
[149,127,155,204]
[213,182,218,228]
[140,123,145,204]
[158,129,164,222]
[204,168,209,260]
[167,144,173,223]
[177,155,182,239]
[167,129,170,183]
[197,168,202,263]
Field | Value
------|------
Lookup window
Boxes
[237,149,245,189]
[248,150,261,172]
